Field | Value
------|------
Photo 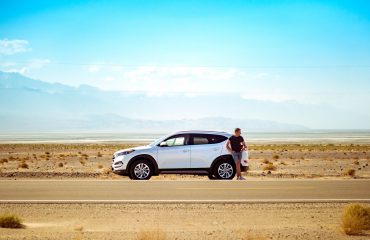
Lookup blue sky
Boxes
[0,0,370,123]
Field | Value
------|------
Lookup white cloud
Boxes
[241,92,293,102]
[0,39,31,55]
[76,64,294,102]
[0,62,17,68]
[0,59,50,74]
[87,65,101,73]
[85,63,124,73]
[123,66,244,81]
[104,76,114,82]
[27,59,50,69]
[117,66,247,95]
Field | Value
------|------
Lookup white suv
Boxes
[112,130,248,180]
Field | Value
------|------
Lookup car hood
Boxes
[115,145,152,155]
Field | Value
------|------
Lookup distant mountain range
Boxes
[0,71,368,131]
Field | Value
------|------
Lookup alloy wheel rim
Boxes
[134,163,150,179]
[218,163,233,178]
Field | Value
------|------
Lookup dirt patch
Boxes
[1,143,370,180]
[1,203,370,239]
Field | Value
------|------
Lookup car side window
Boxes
[165,136,185,147]
[193,136,209,145]
[159,134,188,147]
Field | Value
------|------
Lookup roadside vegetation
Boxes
[0,214,24,228]
[345,169,356,177]
[0,158,8,164]
[263,162,277,171]
[341,204,370,235]
[262,159,270,164]
[18,162,28,169]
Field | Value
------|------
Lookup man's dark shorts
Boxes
[232,151,242,162]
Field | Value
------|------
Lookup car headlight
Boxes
[114,161,124,167]
[116,149,135,157]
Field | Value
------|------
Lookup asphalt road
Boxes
[0,180,369,203]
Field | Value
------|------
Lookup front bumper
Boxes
[111,155,128,171]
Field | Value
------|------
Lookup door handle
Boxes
[183,149,189,152]
[213,148,219,151]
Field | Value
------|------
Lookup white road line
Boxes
[1,199,370,203]
[175,187,316,190]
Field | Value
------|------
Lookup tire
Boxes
[208,173,217,180]
[128,159,153,180]
[213,159,236,180]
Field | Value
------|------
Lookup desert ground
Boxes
[1,143,370,239]
[0,143,369,179]
[1,203,370,240]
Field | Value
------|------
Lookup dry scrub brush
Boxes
[18,162,28,169]
[345,169,356,177]
[0,214,24,228]
[262,159,270,164]
[341,204,370,235]
[263,163,277,171]
[0,158,8,164]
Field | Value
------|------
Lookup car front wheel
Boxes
[213,160,236,180]
[129,159,153,180]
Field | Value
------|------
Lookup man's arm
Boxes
[242,141,248,151]
[226,140,233,153]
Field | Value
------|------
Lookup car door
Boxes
[189,134,226,168]
[156,134,191,169]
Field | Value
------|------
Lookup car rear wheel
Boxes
[213,160,236,180]
[208,173,216,180]
[129,159,153,180]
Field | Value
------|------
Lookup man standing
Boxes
[226,128,248,180]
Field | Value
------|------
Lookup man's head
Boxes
[234,128,241,136]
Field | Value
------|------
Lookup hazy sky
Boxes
[0,0,370,116]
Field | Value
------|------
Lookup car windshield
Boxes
[148,134,171,147]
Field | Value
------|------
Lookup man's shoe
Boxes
[239,176,246,180]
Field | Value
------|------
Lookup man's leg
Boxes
[236,159,241,178]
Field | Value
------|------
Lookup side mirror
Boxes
[160,141,168,147]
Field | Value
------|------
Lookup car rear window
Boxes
[193,136,209,145]
[208,134,228,144]
[191,134,227,145]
